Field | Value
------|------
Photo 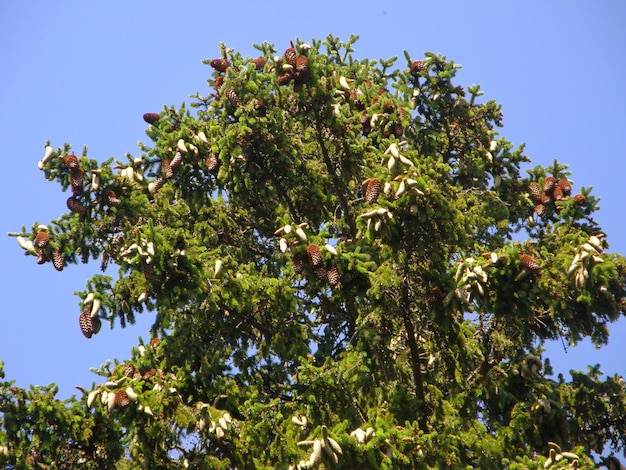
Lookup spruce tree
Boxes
[3,35,626,469]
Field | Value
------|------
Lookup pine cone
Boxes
[35,231,50,248]
[540,191,552,206]
[210,58,229,73]
[294,55,310,83]
[79,309,96,338]
[162,159,174,179]
[277,72,293,86]
[534,204,546,216]
[70,168,84,194]
[206,153,219,173]
[67,196,87,214]
[411,60,427,73]
[213,76,225,94]
[383,99,394,114]
[306,244,323,267]
[64,153,79,169]
[364,178,381,203]
[251,57,266,70]
[313,264,327,281]
[36,247,47,265]
[143,113,160,124]
[225,88,240,107]
[52,249,64,271]
[573,194,586,206]
[170,150,184,170]
[123,363,135,377]
[543,176,557,194]
[142,368,157,381]
[326,264,340,288]
[143,261,155,280]
[114,389,130,408]
[105,190,121,207]
[552,185,564,201]
[529,182,542,204]
[149,178,166,196]
[558,178,572,196]
[284,44,297,66]
[520,254,541,272]
[292,253,306,274]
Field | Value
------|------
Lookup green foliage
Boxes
[4,35,626,468]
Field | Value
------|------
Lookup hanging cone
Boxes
[294,55,309,83]
[162,159,174,179]
[70,168,84,194]
[326,264,340,288]
[313,264,327,281]
[520,254,541,272]
[292,253,306,274]
[67,196,87,214]
[36,247,47,265]
[52,249,64,271]
[558,179,572,196]
[105,190,121,207]
[573,194,586,206]
[114,389,130,408]
[206,153,219,173]
[529,182,542,204]
[79,308,96,338]
[123,363,135,378]
[543,176,557,194]
[364,178,381,203]
[225,88,240,107]
[534,204,546,216]
[306,244,323,267]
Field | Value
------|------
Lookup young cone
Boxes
[35,231,50,248]
[210,58,229,73]
[64,153,79,169]
[573,194,586,206]
[143,113,160,124]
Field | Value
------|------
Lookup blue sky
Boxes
[1,2,625,400]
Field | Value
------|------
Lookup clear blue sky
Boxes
[1,2,625,400]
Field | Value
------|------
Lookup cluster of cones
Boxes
[529,177,585,216]
[33,227,64,271]
[65,153,89,215]
[276,41,310,89]
[292,243,340,288]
